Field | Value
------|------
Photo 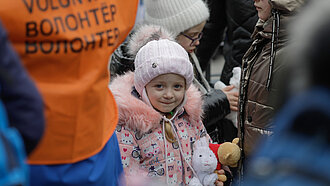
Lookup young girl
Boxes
[110,39,210,185]
[109,0,235,145]
[143,0,239,144]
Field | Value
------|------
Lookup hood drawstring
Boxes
[266,9,280,91]
[162,118,170,184]
[162,110,197,184]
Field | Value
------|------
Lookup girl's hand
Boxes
[215,169,225,186]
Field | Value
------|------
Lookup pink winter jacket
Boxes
[110,72,208,185]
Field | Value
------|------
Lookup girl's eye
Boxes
[155,84,163,89]
[174,84,183,89]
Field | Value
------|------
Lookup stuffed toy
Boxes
[190,138,241,185]
[209,138,241,182]
[189,137,218,186]
[214,67,241,128]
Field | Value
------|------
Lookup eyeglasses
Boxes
[180,32,203,46]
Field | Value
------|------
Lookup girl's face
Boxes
[146,73,186,113]
[254,0,272,21]
[177,21,206,53]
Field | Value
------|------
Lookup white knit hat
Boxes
[144,0,210,36]
[134,39,194,96]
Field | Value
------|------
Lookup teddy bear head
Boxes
[217,138,241,167]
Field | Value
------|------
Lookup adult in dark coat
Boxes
[237,0,305,181]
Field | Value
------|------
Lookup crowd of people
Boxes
[1,0,330,185]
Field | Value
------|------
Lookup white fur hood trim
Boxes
[110,72,204,134]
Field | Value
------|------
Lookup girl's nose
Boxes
[164,89,174,98]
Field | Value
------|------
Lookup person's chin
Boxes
[162,108,174,113]
[159,106,175,113]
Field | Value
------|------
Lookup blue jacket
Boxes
[240,87,330,186]
[0,20,45,155]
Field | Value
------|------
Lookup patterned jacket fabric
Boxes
[110,72,209,185]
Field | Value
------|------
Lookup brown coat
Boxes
[238,0,304,158]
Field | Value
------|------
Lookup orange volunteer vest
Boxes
[0,0,138,164]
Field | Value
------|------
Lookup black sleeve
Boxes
[202,89,231,143]
[0,20,45,155]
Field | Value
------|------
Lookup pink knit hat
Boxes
[134,39,194,96]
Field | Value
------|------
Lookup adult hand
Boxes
[222,85,239,111]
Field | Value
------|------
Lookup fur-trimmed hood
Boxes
[110,72,204,134]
